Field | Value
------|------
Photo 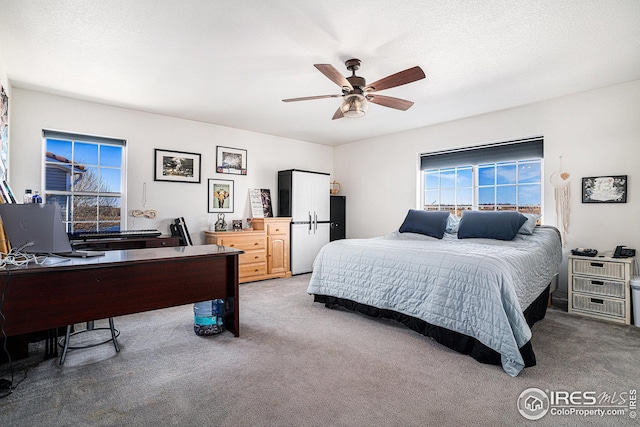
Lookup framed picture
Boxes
[216,146,247,175]
[154,149,201,183]
[582,175,627,203]
[208,179,234,213]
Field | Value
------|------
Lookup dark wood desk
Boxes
[2,245,242,341]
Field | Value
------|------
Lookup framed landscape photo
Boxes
[216,146,247,175]
[582,175,627,203]
[208,179,234,213]
[154,149,201,183]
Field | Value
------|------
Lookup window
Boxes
[43,130,126,233]
[424,166,473,215]
[421,138,542,216]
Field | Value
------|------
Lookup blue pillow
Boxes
[518,214,540,235]
[458,211,527,241]
[399,210,449,239]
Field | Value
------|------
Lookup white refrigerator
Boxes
[278,169,330,274]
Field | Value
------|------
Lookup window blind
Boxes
[420,136,543,170]
[43,129,126,146]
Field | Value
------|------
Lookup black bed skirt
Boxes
[313,285,550,368]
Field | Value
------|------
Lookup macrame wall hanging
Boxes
[550,156,570,246]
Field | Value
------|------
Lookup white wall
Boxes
[7,80,640,295]
[334,80,640,295]
[9,89,333,244]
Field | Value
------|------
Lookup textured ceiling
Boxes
[1,0,639,146]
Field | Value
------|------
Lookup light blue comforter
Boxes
[307,226,562,376]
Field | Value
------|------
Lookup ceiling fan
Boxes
[282,58,426,120]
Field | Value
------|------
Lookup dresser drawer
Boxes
[572,259,626,280]
[239,250,266,265]
[216,235,266,250]
[264,222,288,235]
[239,262,267,278]
[572,277,626,299]
[571,294,626,319]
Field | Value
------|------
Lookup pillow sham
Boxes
[518,214,541,235]
[458,210,527,241]
[399,209,449,239]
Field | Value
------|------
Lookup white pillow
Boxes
[518,214,541,235]
[445,214,461,233]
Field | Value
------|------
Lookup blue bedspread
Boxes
[307,226,562,376]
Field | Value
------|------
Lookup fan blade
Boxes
[332,107,344,120]
[282,94,342,102]
[367,94,414,111]
[364,66,425,92]
[315,64,353,90]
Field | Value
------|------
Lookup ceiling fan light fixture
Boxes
[283,60,425,120]
[340,94,368,118]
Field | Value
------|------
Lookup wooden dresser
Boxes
[205,217,291,283]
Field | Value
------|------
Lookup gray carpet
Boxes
[1,274,639,426]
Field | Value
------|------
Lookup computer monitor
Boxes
[0,202,73,254]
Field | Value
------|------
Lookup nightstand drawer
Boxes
[572,259,626,280]
[572,294,625,319]
[572,277,625,299]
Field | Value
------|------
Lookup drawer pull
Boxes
[228,244,235,247]
[254,242,259,245]
[591,280,604,286]
[590,298,604,305]
[590,262,604,268]
[254,256,259,259]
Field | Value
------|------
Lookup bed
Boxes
[307,210,563,377]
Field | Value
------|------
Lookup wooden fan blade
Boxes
[364,66,425,92]
[367,94,414,111]
[282,94,342,102]
[332,107,344,120]
[315,64,353,90]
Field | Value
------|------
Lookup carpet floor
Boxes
[1,274,639,426]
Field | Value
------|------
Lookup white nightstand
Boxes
[568,254,633,325]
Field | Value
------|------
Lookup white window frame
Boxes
[41,130,127,233]
[422,159,542,216]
